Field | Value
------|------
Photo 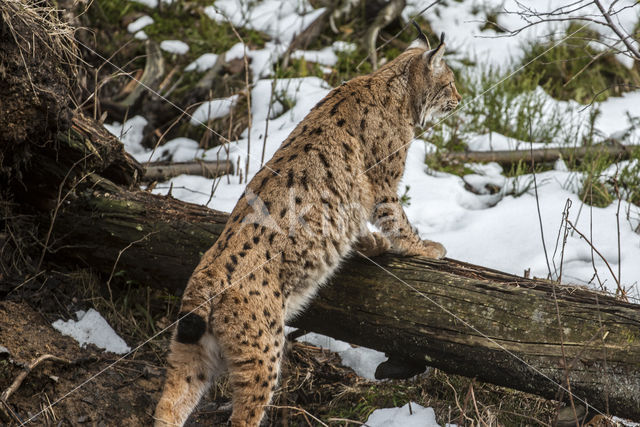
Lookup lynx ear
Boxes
[425,32,446,69]
[411,20,430,50]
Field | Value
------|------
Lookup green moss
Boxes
[519,23,640,104]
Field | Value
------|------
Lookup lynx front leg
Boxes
[372,195,446,259]
[355,231,392,257]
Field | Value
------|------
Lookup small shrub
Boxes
[519,23,640,104]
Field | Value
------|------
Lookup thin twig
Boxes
[530,125,552,279]
[565,217,623,296]
[265,405,328,426]
[36,155,93,273]
[227,23,252,184]
[1,354,70,403]
[106,231,158,302]
[551,201,579,423]
[261,78,277,167]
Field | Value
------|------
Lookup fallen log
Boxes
[45,176,640,420]
[143,160,233,182]
[437,141,632,168]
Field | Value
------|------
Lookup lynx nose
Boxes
[453,85,462,102]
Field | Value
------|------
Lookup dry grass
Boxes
[0,0,79,83]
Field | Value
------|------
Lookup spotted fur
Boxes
[154,33,461,427]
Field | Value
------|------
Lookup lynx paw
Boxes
[406,240,446,259]
[355,232,392,257]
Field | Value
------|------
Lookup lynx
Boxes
[154,28,461,426]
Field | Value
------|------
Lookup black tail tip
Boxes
[176,311,207,344]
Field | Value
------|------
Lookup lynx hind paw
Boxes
[356,232,392,257]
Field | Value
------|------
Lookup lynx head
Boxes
[399,26,462,127]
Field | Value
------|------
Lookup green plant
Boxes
[462,65,570,143]
[399,185,411,206]
[519,23,640,104]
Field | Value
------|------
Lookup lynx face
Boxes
[403,35,462,127]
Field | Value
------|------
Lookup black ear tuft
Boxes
[412,21,429,46]
[440,32,445,44]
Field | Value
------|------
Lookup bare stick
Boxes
[551,204,580,423]
[1,355,70,403]
[228,23,252,184]
[265,405,328,426]
[106,231,158,302]
[593,0,640,60]
[530,126,553,279]
[36,156,93,273]
[143,160,234,181]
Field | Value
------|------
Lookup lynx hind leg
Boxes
[154,312,224,427]
[223,310,286,427]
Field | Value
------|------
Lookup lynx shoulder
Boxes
[154,30,461,427]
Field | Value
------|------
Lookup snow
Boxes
[190,95,239,126]
[185,53,219,72]
[291,46,338,66]
[160,40,189,55]
[134,30,148,40]
[207,0,325,46]
[147,137,204,163]
[127,15,154,33]
[366,402,440,427]
[130,0,174,8]
[131,0,158,8]
[52,309,131,355]
[297,332,387,380]
[332,41,357,54]
[225,42,247,62]
[104,115,148,159]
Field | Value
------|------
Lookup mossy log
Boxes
[438,141,632,168]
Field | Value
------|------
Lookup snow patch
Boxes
[297,332,387,380]
[130,0,174,8]
[366,402,441,427]
[190,95,239,125]
[134,30,148,40]
[185,53,219,72]
[52,309,130,355]
[104,115,148,157]
[127,15,154,33]
[291,46,338,66]
[160,40,189,55]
